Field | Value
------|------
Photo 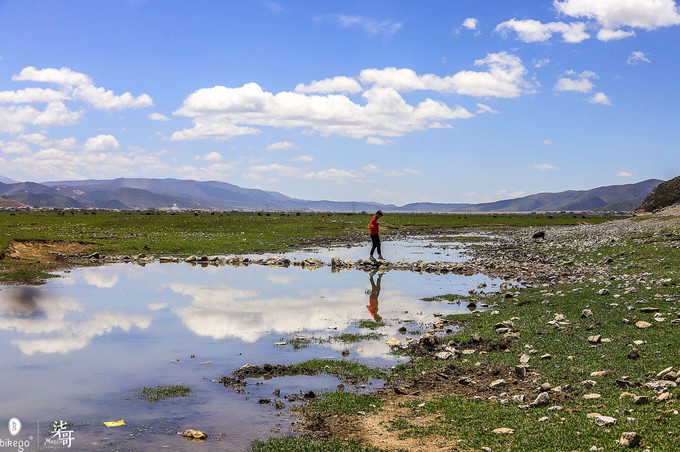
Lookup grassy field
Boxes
[0,210,620,284]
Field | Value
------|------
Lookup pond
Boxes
[0,237,504,451]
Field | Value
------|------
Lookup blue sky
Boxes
[0,0,678,205]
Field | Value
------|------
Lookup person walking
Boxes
[367,210,384,262]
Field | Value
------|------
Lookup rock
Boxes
[594,415,617,427]
[515,365,527,378]
[656,392,672,402]
[489,379,506,389]
[547,406,563,411]
[530,392,550,408]
[581,380,597,387]
[633,340,646,346]
[635,321,652,329]
[633,395,649,405]
[538,416,550,422]
[386,338,402,348]
[590,370,607,378]
[540,354,552,360]
[182,429,207,440]
[532,231,545,239]
[645,380,677,392]
[617,432,641,448]
[519,353,531,364]
[275,400,285,410]
[341,350,350,357]
[656,367,674,379]
[583,393,602,399]
[435,351,453,360]
[581,309,594,318]
[398,326,407,334]
[588,335,602,344]
[512,394,526,403]
[492,427,515,434]
[598,288,610,296]
[640,307,660,313]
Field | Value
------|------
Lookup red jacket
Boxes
[367,216,379,235]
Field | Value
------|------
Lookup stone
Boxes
[540,354,552,360]
[490,379,506,389]
[635,321,652,329]
[538,416,550,422]
[581,309,594,318]
[515,365,527,378]
[512,394,526,403]
[598,288,610,296]
[531,392,550,408]
[656,392,672,402]
[640,307,660,313]
[645,380,677,392]
[656,366,674,379]
[581,380,597,387]
[492,428,514,434]
[590,370,607,378]
[435,351,453,360]
[386,338,402,348]
[547,406,563,411]
[633,395,649,405]
[617,432,641,448]
[583,393,602,399]
[588,335,602,344]
[593,415,617,427]
[341,350,350,357]
[519,353,531,364]
[182,429,208,440]
[633,340,646,346]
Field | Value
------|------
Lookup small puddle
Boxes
[0,237,506,451]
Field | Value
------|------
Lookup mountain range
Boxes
[0,177,664,213]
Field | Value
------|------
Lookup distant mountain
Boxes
[0,177,662,212]
[0,197,26,208]
[0,175,17,184]
[399,179,663,212]
[636,175,680,212]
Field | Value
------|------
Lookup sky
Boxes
[0,0,678,205]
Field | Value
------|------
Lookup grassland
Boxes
[0,210,619,284]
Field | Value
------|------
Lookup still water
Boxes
[0,238,502,451]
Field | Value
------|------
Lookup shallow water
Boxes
[0,238,502,451]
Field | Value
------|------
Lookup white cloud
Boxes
[0,102,84,134]
[627,51,651,65]
[84,134,120,152]
[476,103,499,114]
[534,58,550,68]
[555,0,680,30]
[287,155,315,162]
[495,19,590,43]
[0,88,68,104]
[304,168,363,183]
[531,163,559,170]
[266,141,299,150]
[543,138,553,145]
[295,76,362,94]
[597,28,636,41]
[617,171,635,177]
[12,66,153,111]
[336,15,403,37]
[0,141,31,155]
[588,92,611,105]
[359,52,533,98]
[366,137,395,145]
[462,17,478,30]
[555,70,598,93]
[195,151,222,162]
[149,112,170,121]
[361,164,420,177]
[172,83,473,141]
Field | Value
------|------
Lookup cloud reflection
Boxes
[0,287,151,355]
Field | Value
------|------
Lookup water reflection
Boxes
[366,271,383,322]
[0,287,151,355]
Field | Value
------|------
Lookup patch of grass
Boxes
[422,294,474,302]
[354,319,385,330]
[301,391,383,416]
[335,332,383,343]
[291,359,388,380]
[134,384,192,402]
[250,436,386,452]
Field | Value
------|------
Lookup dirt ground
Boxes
[3,239,94,263]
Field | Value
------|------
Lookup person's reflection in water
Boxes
[367,270,384,322]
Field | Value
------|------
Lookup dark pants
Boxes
[370,234,381,256]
